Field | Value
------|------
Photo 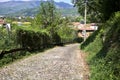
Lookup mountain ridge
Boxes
[0,1,75,16]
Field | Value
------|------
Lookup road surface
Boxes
[0,44,89,80]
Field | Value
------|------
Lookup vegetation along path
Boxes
[0,44,89,80]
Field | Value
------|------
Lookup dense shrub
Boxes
[16,26,76,51]
[16,28,52,51]
[74,37,84,43]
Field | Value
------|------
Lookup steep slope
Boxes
[81,12,120,80]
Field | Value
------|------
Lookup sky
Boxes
[0,0,72,4]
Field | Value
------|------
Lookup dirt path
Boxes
[0,43,89,80]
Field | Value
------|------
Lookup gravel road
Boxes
[0,43,89,80]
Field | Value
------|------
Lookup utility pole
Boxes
[83,0,87,41]
[84,0,87,25]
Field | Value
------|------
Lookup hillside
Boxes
[81,12,120,80]
[6,7,78,17]
[0,1,77,16]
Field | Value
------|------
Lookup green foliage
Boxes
[59,8,79,17]
[16,28,51,51]
[74,37,83,43]
[103,12,120,79]
[0,54,13,67]
[81,12,120,80]
[34,0,76,44]
[0,25,17,50]
[57,20,76,43]
[73,0,120,22]
[16,25,76,51]
[100,0,120,21]
[0,24,31,67]
[73,0,102,22]
[72,16,83,22]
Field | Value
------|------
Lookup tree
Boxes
[35,0,60,30]
[34,0,62,44]
[72,0,102,22]
[100,0,120,21]
[73,0,120,22]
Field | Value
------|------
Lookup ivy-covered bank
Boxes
[81,12,120,80]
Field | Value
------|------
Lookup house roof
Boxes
[79,27,95,31]
[78,23,97,31]
[72,22,81,26]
